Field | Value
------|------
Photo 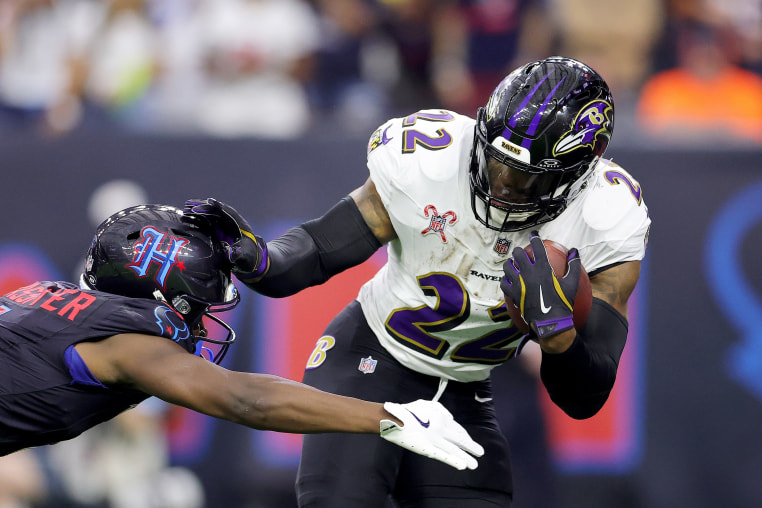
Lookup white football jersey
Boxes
[356,109,651,382]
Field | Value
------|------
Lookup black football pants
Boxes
[296,300,513,508]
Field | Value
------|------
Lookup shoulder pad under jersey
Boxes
[365,110,475,198]
[582,159,647,231]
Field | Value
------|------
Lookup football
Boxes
[504,240,592,334]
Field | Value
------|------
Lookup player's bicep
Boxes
[76,335,234,419]
[350,177,397,244]
[588,260,641,319]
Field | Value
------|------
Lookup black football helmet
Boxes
[80,204,240,364]
[470,56,614,231]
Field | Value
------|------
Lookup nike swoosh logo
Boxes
[474,394,493,403]
[407,409,430,428]
[539,286,552,313]
[382,126,393,145]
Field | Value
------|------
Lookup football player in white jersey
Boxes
[186,56,651,507]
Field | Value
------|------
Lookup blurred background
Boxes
[0,0,761,507]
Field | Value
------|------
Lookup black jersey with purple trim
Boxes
[0,281,197,456]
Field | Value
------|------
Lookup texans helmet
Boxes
[81,204,240,364]
[470,56,614,231]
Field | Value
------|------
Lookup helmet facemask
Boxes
[470,111,595,232]
[165,283,240,365]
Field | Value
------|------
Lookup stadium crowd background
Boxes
[0,0,761,144]
[1,1,762,508]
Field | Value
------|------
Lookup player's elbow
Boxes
[552,391,611,420]
[222,392,271,429]
[209,376,272,429]
[222,374,307,431]
[242,280,297,298]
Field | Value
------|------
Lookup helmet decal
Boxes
[507,74,568,152]
[553,99,613,156]
[505,70,552,131]
[519,76,566,149]
[127,226,188,290]
[492,137,531,163]
[154,305,191,342]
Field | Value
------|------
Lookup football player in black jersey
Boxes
[0,204,483,471]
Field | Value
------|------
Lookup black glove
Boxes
[499,232,581,339]
[184,198,267,281]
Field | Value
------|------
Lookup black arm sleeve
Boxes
[539,297,628,420]
[245,196,382,298]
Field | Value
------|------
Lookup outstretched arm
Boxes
[75,334,482,470]
[78,334,386,433]
[185,179,395,298]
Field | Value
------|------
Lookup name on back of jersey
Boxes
[3,282,96,322]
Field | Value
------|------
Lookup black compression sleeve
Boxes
[246,196,382,298]
[539,297,628,419]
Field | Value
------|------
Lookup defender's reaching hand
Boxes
[380,399,484,471]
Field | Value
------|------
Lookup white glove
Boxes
[379,399,484,471]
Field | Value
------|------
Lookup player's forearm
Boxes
[228,373,392,434]
[245,197,381,297]
[540,334,617,419]
[539,298,628,419]
[244,225,323,297]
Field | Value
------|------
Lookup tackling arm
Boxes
[78,333,389,433]
[74,334,483,470]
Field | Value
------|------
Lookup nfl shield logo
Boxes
[421,205,458,243]
[358,356,377,374]
[430,216,447,232]
[494,238,511,255]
